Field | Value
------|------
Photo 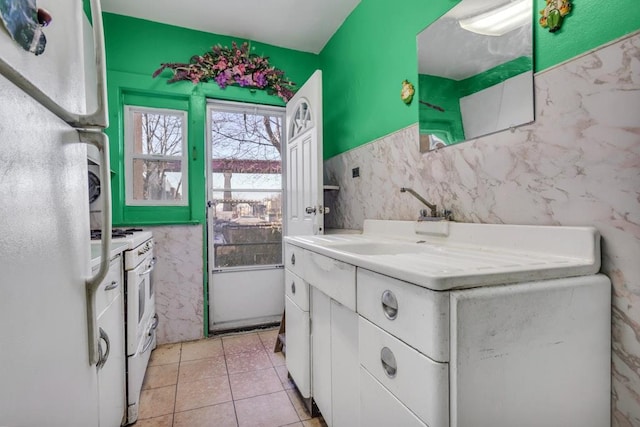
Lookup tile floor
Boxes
[134,328,327,427]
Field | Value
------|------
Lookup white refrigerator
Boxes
[0,0,113,426]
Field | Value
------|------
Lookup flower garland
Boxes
[153,42,296,102]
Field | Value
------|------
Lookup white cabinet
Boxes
[95,255,126,427]
[329,298,359,427]
[305,250,358,427]
[285,224,610,427]
[285,243,359,427]
[285,269,311,398]
[310,287,359,427]
[310,288,332,422]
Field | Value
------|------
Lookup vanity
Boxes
[284,220,611,427]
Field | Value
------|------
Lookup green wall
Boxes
[102,0,640,220]
[418,74,464,144]
[321,0,640,158]
[103,13,319,226]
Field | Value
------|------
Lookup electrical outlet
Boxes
[352,167,360,178]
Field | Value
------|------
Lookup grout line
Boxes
[170,343,182,427]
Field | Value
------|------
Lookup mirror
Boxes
[417,0,533,151]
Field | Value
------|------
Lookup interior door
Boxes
[285,70,324,236]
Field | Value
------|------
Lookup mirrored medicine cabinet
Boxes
[417,0,534,151]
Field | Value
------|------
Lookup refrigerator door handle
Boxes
[0,0,108,129]
[80,130,112,365]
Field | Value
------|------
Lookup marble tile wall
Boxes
[149,225,204,345]
[324,32,640,425]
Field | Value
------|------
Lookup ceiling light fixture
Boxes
[458,0,530,37]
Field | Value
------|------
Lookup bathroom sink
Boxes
[329,241,430,256]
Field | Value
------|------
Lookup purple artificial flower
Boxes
[235,74,253,87]
[253,71,267,88]
[215,70,232,88]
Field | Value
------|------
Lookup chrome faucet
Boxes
[400,187,452,221]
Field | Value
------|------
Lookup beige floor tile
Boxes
[268,349,286,367]
[258,328,279,350]
[226,348,273,374]
[285,388,313,421]
[222,333,264,355]
[149,343,181,366]
[175,375,233,412]
[142,363,179,390]
[131,414,173,427]
[173,402,238,427]
[302,417,328,427]
[181,338,224,361]
[137,385,176,420]
[229,367,283,400]
[281,424,303,427]
[275,365,296,390]
[235,391,300,427]
[179,356,227,383]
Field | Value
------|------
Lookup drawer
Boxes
[284,243,305,279]
[360,366,427,427]
[285,269,309,311]
[359,316,449,427]
[305,250,356,310]
[357,268,450,362]
[95,255,122,318]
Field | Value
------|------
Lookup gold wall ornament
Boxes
[539,0,571,33]
[401,80,415,105]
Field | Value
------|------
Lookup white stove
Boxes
[91,228,157,425]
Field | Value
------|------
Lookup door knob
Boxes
[305,206,316,214]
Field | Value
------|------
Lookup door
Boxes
[285,69,324,236]
[207,101,286,331]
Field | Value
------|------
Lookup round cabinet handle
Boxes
[380,347,397,378]
[291,281,296,294]
[381,290,398,320]
[291,253,296,265]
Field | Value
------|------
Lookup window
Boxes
[124,106,188,206]
[207,102,285,269]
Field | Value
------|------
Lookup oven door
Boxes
[126,253,156,356]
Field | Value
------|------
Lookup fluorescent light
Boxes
[459,0,530,36]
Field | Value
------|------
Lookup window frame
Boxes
[124,105,189,207]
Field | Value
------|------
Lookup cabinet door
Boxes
[330,300,359,427]
[98,293,126,427]
[311,287,332,424]
[285,296,311,398]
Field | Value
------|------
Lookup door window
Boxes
[208,102,285,269]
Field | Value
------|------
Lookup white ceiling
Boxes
[101,0,361,54]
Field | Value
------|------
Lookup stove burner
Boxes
[90,228,144,240]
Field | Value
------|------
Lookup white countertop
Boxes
[285,220,601,291]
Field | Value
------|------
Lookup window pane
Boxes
[210,111,282,162]
[132,159,184,201]
[133,110,184,156]
[211,190,282,268]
